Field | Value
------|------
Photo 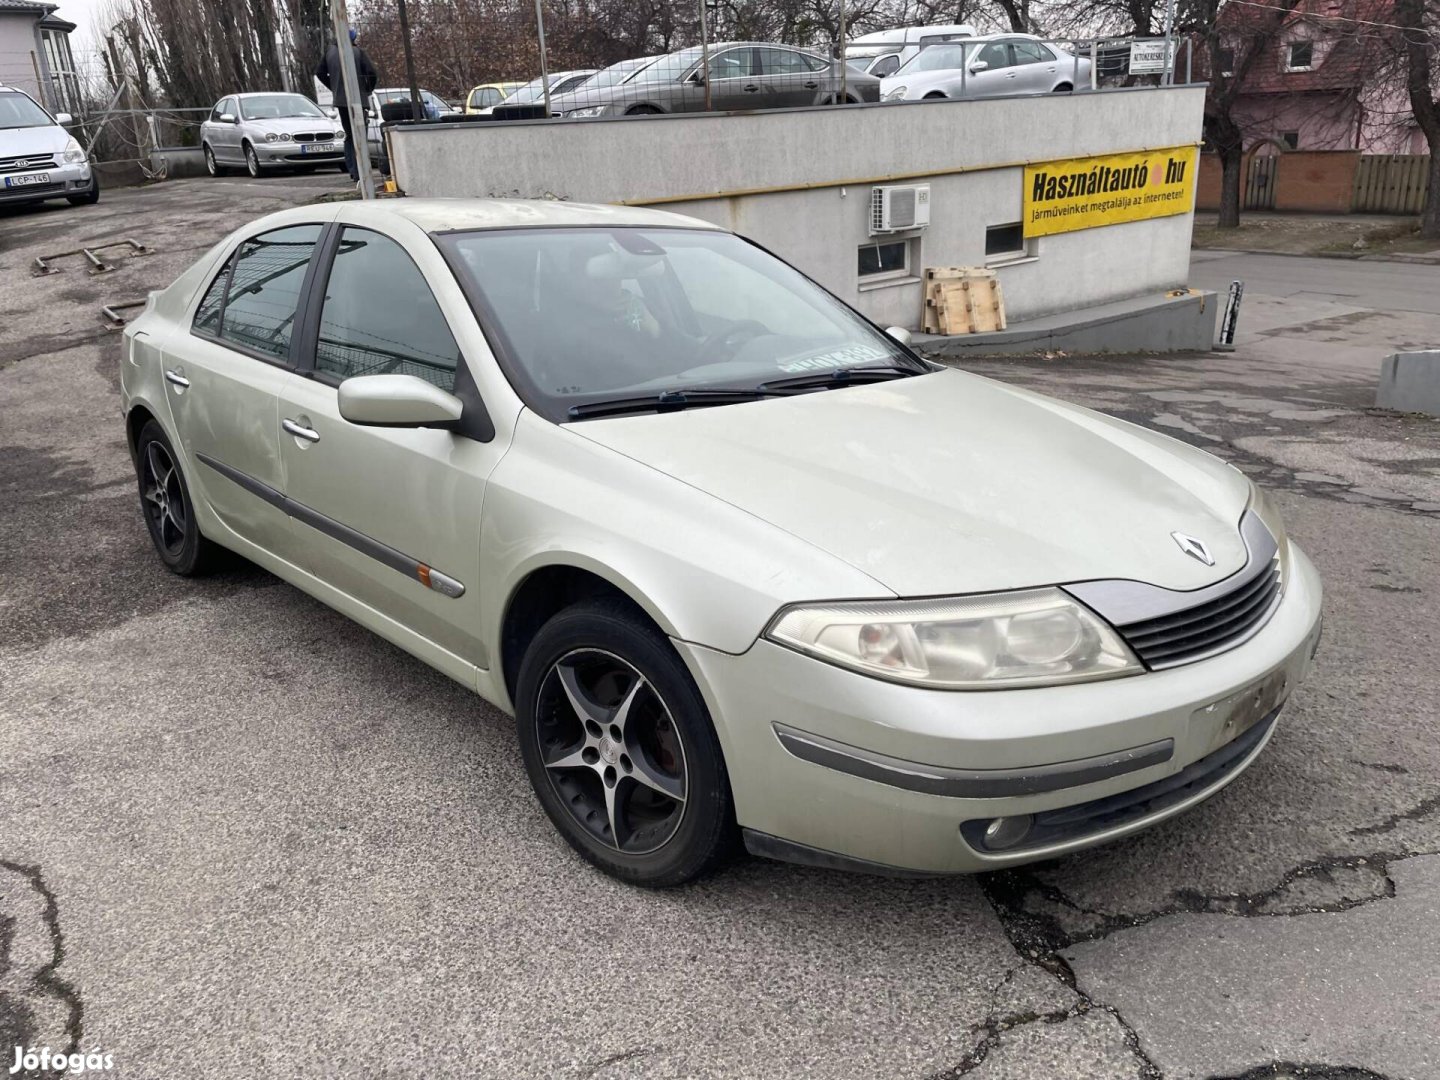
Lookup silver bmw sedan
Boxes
[120,199,1322,887]
[200,92,346,178]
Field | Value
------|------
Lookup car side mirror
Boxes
[220,112,237,124]
[55,111,72,125]
[338,374,464,428]
[688,70,706,85]
[968,61,989,73]
[885,326,913,347]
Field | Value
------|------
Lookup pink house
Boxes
[1213,0,1424,154]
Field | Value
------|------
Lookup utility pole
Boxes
[838,0,848,103]
[534,0,552,117]
[329,0,375,199]
[397,0,422,120]
[698,0,712,111]
[1161,0,1176,85]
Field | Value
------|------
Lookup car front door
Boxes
[967,42,1016,97]
[160,222,326,556]
[275,222,503,667]
[698,47,761,111]
[212,97,240,161]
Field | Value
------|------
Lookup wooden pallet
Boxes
[922,267,1007,335]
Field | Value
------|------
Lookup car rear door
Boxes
[274,220,505,668]
[1011,40,1062,91]
[160,221,327,557]
[754,47,823,106]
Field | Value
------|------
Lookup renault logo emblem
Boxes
[1172,531,1215,566]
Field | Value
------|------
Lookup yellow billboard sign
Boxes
[1023,146,1198,238]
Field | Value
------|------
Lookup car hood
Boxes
[2,124,68,157]
[568,369,1252,597]
[242,116,338,134]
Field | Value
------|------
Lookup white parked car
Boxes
[119,199,1322,887]
[367,86,450,171]
[0,84,98,207]
[201,92,345,178]
[881,34,1092,100]
[844,23,977,78]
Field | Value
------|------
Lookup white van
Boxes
[844,24,978,78]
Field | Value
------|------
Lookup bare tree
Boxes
[1395,0,1439,235]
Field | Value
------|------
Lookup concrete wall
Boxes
[391,87,1206,329]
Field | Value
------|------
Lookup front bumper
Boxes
[677,542,1323,874]
[0,160,91,204]
[256,143,345,165]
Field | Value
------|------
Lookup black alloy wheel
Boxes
[516,601,736,886]
[134,420,217,576]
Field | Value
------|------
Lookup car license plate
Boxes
[302,143,335,154]
[4,172,51,188]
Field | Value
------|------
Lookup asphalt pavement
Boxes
[1,181,1437,1080]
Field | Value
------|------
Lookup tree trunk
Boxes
[1218,145,1243,228]
[1423,151,1440,239]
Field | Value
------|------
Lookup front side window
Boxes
[240,94,323,120]
[903,43,968,73]
[0,91,53,129]
[314,227,460,391]
[441,227,925,420]
[216,224,322,361]
[872,54,902,77]
[709,48,758,80]
[978,42,1012,69]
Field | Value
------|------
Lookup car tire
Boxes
[244,142,262,178]
[515,599,737,887]
[203,143,225,177]
[66,173,99,206]
[133,419,219,577]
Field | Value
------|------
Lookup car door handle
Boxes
[742,84,760,92]
[803,81,818,89]
[282,418,320,443]
[1005,72,1017,78]
[164,369,189,388]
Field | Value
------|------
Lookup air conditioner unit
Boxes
[870,184,931,235]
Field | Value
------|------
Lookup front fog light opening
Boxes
[977,814,1033,851]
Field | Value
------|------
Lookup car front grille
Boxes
[292,132,340,142]
[1116,556,1282,668]
[962,707,1279,855]
[0,156,57,174]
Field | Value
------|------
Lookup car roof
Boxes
[232,90,313,98]
[338,198,727,235]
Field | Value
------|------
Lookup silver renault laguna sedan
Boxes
[120,200,1322,886]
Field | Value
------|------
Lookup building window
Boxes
[858,240,909,278]
[1216,47,1235,76]
[1280,131,1299,149]
[1285,41,1314,70]
[985,222,1026,259]
[40,28,80,114]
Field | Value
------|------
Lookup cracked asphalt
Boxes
[2,181,1438,1079]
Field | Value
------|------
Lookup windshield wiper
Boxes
[756,365,927,393]
[567,387,789,420]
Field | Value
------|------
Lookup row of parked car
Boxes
[195,25,1094,179]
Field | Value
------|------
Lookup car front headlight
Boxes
[565,105,609,117]
[883,85,908,101]
[265,132,278,142]
[766,588,1142,689]
[62,135,86,163]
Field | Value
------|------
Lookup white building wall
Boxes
[0,15,43,99]
[391,87,1205,329]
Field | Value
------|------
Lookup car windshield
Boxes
[441,227,925,420]
[639,48,705,82]
[505,79,547,103]
[901,42,973,72]
[581,57,660,89]
[240,94,324,119]
[0,91,53,129]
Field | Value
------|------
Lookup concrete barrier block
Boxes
[1377,351,1440,417]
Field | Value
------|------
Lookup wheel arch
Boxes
[497,560,679,712]
[125,401,160,460]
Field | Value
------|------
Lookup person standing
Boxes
[316,28,379,184]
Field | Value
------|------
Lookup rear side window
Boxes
[313,226,460,391]
[209,224,322,361]
[193,256,231,334]
[1012,42,1056,64]
[758,48,812,75]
